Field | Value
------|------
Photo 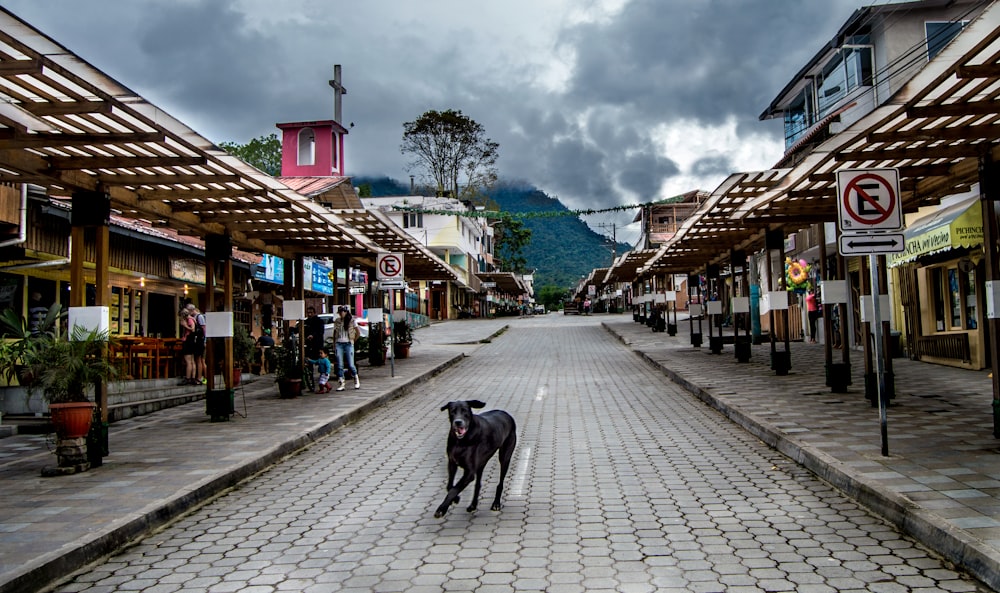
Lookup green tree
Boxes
[220,133,282,176]
[401,109,499,199]
[494,213,531,273]
[537,284,566,312]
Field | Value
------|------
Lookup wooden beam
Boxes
[97,173,241,185]
[0,131,164,149]
[836,144,981,162]
[0,60,42,75]
[47,155,207,170]
[868,123,1000,143]
[956,64,1000,79]
[188,202,294,220]
[906,100,1000,119]
[19,100,111,116]
[138,188,268,201]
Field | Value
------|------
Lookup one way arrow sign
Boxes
[838,232,905,256]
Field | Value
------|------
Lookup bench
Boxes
[914,333,970,363]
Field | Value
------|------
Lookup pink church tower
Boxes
[277,65,349,177]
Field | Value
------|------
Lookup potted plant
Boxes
[270,345,303,398]
[25,326,120,473]
[393,320,413,359]
[231,322,256,386]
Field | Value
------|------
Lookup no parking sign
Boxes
[836,169,903,232]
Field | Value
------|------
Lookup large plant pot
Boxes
[394,343,411,359]
[49,401,96,439]
[277,378,302,398]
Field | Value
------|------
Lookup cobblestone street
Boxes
[57,316,983,592]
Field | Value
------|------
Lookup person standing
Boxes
[332,305,360,391]
[805,290,821,343]
[187,304,207,384]
[303,306,325,389]
[27,291,48,337]
[178,309,197,385]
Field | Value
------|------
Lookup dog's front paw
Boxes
[490,502,502,511]
[466,504,478,513]
[433,506,448,518]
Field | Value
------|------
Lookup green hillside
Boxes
[354,177,631,290]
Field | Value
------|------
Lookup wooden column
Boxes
[69,226,85,308]
[978,155,1000,437]
[71,190,111,464]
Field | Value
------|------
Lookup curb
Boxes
[6,353,468,593]
[603,323,1000,591]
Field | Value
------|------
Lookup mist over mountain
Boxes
[354,177,631,290]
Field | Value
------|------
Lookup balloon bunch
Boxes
[784,257,813,292]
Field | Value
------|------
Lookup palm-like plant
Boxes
[26,326,120,404]
[0,303,62,385]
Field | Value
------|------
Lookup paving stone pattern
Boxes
[55,316,980,593]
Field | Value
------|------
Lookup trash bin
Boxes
[889,331,903,358]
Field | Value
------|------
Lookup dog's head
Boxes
[441,400,485,439]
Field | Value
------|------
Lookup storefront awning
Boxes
[889,196,983,267]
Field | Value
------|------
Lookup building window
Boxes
[931,264,975,331]
[926,21,966,61]
[965,269,978,330]
[402,212,423,228]
[297,128,315,166]
[784,45,872,150]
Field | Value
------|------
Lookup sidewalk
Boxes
[602,313,1000,590]
[2,314,1000,592]
[0,319,510,593]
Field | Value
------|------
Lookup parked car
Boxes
[533,305,546,315]
[319,312,370,343]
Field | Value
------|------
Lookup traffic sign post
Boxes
[835,168,905,456]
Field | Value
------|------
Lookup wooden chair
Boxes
[131,343,156,380]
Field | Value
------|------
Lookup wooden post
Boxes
[69,226,85,308]
[204,246,216,391]
[978,155,1000,437]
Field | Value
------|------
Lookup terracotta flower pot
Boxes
[49,401,96,439]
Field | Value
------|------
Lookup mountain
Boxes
[354,177,632,290]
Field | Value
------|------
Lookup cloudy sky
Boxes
[3,0,863,244]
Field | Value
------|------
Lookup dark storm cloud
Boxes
[691,155,733,178]
[561,0,855,127]
[0,0,860,218]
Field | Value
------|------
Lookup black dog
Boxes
[434,400,517,518]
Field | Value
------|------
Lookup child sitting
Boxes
[308,348,333,393]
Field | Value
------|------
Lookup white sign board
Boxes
[821,280,849,304]
[732,296,750,314]
[69,306,109,337]
[836,169,903,232]
[284,300,306,321]
[376,252,404,282]
[987,281,1000,319]
[707,301,723,315]
[860,294,891,323]
[204,312,234,338]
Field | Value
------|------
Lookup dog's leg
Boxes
[434,469,475,518]
[467,467,485,513]
[445,459,460,507]
[491,432,517,511]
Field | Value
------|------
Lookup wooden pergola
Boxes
[0,8,463,457]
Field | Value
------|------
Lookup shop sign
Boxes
[254,254,284,284]
[170,258,205,285]
[308,260,334,295]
